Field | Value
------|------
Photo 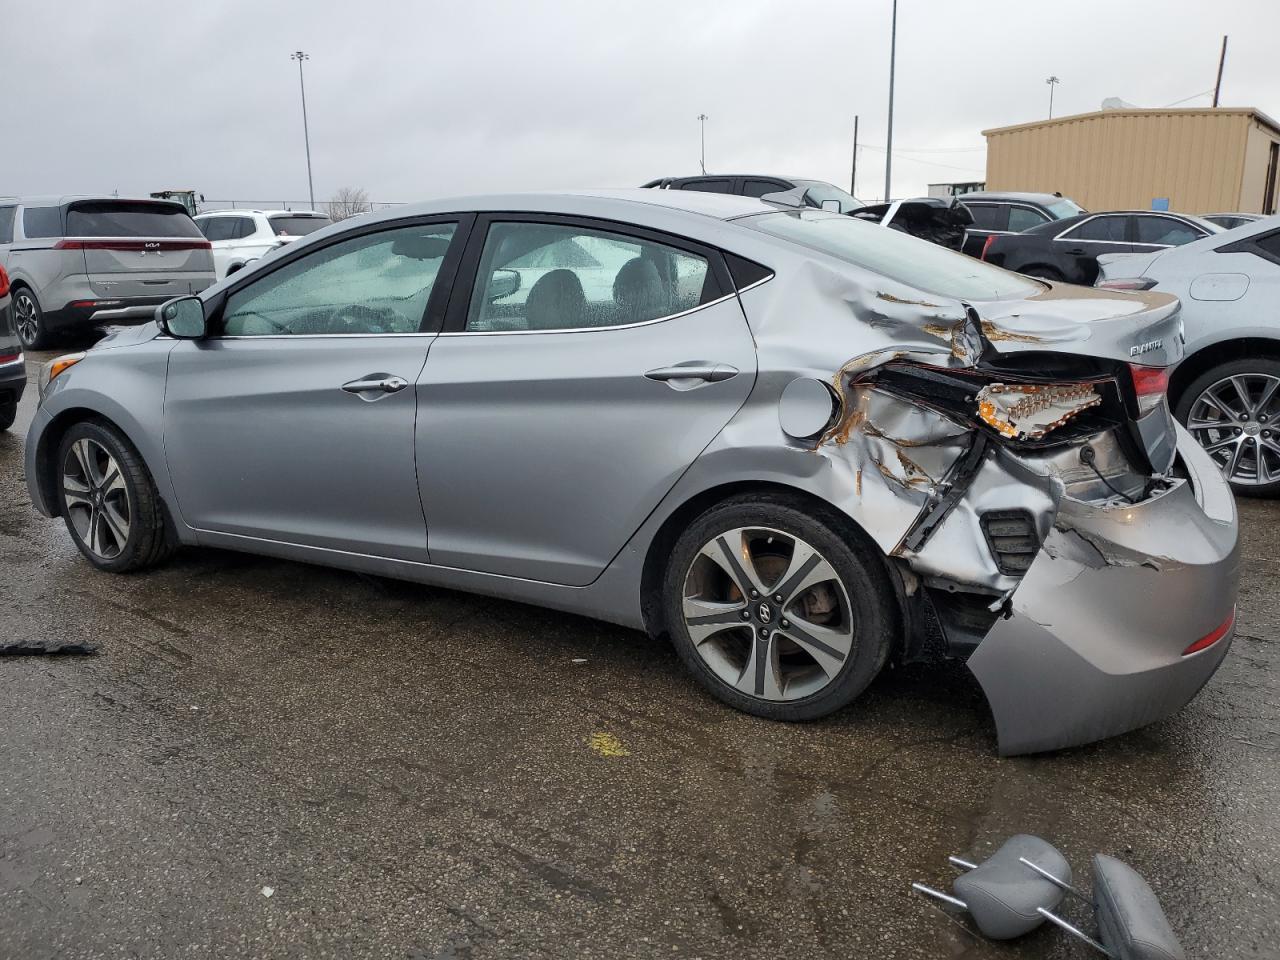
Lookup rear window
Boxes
[1046,198,1086,219]
[65,202,202,238]
[744,209,1040,301]
[269,215,332,237]
[23,206,64,239]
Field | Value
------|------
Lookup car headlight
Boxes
[37,352,86,403]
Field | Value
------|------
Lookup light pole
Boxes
[884,0,897,202]
[1046,75,1061,119]
[291,50,315,209]
[697,114,708,174]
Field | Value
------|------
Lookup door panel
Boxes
[164,337,434,559]
[417,299,756,585]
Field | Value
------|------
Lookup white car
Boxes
[1097,214,1280,494]
[193,209,332,279]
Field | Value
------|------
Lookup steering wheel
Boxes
[225,308,289,334]
[328,303,399,334]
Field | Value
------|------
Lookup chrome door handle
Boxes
[341,374,409,395]
[644,363,738,384]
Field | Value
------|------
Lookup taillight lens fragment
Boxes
[1183,608,1234,656]
[1129,364,1170,415]
[980,235,996,261]
[976,382,1102,440]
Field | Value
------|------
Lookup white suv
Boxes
[193,210,333,279]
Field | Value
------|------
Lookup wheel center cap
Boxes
[756,601,773,624]
[1244,421,1261,437]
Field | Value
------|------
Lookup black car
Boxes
[642,175,863,213]
[957,191,1087,257]
[981,211,1223,285]
[0,262,25,432]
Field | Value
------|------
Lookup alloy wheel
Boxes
[62,438,131,559]
[1187,373,1280,485]
[14,291,39,347]
[682,526,856,702]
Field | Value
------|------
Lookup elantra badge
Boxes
[1129,338,1163,358]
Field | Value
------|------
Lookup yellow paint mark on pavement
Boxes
[588,732,630,757]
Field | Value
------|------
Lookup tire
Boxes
[12,287,50,350]
[1175,357,1280,498]
[56,420,176,572]
[0,400,15,432]
[662,493,897,721]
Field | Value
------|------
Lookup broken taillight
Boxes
[976,382,1103,440]
[1183,608,1234,656]
[0,264,9,297]
[1128,364,1169,415]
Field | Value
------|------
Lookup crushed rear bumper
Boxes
[969,424,1239,755]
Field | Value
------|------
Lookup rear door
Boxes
[163,217,467,559]
[1053,214,1134,282]
[65,200,215,299]
[415,215,757,586]
[1131,215,1210,252]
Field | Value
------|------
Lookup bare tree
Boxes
[328,186,372,221]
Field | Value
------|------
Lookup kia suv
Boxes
[0,197,215,349]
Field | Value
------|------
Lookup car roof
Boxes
[197,209,328,218]
[960,191,1067,205]
[7,195,183,206]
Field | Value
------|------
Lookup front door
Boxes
[416,216,757,586]
[163,218,464,560]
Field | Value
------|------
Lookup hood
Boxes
[971,282,1183,368]
[90,322,162,351]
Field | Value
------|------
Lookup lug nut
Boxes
[774,594,783,603]
[749,589,759,599]
[780,619,790,629]
[759,630,770,640]
[741,610,751,620]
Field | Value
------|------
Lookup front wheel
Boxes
[56,420,176,571]
[1175,358,1280,498]
[662,494,896,721]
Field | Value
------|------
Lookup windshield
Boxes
[1046,198,1086,220]
[65,201,202,238]
[744,209,1040,301]
[793,180,864,214]
[269,215,332,237]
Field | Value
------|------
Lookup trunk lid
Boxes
[63,200,215,299]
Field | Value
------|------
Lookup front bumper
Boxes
[969,424,1239,755]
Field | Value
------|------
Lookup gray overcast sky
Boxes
[5,0,1279,206]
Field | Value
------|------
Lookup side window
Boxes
[0,206,15,244]
[1007,206,1049,232]
[202,218,238,242]
[465,221,713,333]
[966,204,1007,231]
[1136,216,1201,246]
[234,217,258,239]
[1254,231,1280,261]
[678,179,733,194]
[742,179,789,198]
[1063,216,1128,242]
[22,206,63,239]
[220,222,457,336]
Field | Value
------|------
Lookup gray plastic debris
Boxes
[0,636,99,655]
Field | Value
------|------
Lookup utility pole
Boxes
[1213,36,1228,107]
[291,50,315,209]
[884,0,897,202]
[851,115,859,197]
[1046,76,1061,118]
[697,114,708,174]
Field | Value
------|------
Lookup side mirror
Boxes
[157,296,207,338]
[820,199,843,213]
[487,268,521,302]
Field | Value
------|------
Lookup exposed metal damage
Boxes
[745,256,1237,754]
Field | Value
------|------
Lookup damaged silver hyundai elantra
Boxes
[25,189,1238,754]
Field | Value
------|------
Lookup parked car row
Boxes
[0,196,330,348]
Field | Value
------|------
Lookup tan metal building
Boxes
[982,107,1280,215]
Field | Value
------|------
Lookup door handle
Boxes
[644,362,738,384]
[341,374,409,397]
[1064,248,1087,256]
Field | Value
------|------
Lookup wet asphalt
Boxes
[1,349,1277,960]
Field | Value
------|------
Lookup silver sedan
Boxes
[26,190,1238,755]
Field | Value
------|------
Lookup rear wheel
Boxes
[1175,358,1280,497]
[662,494,896,721]
[12,287,49,350]
[56,420,176,571]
